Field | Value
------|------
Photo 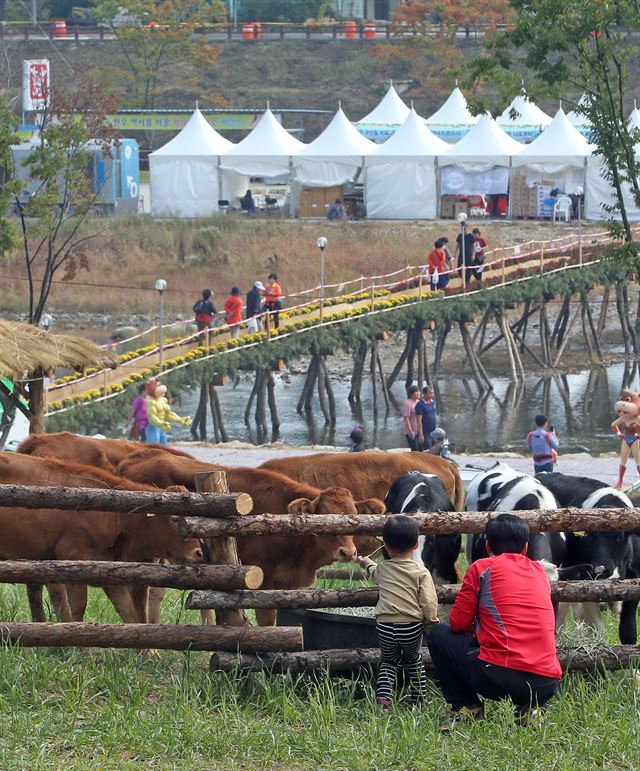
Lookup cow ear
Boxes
[288,497,315,515]
[355,498,386,516]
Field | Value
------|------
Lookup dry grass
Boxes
[0,217,606,319]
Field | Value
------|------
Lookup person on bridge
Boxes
[427,240,446,291]
[145,384,191,444]
[455,224,475,286]
[127,383,148,442]
[471,228,488,284]
[264,273,283,329]
[246,281,265,332]
[224,287,243,339]
[193,289,217,334]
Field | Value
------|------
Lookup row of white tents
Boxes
[150,86,640,221]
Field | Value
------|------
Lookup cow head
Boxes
[288,487,384,562]
[615,388,640,420]
[147,515,205,564]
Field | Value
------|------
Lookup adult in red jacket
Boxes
[224,287,243,339]
[428,513,561,730]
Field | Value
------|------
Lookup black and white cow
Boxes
[467,466,564,566]
[384,472,460,584]
[536,472,636,641]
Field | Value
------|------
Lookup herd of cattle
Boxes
[1,432,639,644]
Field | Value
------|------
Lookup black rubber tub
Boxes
[277,609,429,650]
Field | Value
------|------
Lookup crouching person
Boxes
[428,513,561,732]
[358,515,438,709]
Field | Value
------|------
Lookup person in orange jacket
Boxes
[224,287,243,338]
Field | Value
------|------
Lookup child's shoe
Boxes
[440,704,484,733]
[375,698,393,711]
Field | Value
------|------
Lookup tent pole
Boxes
[217,156,223,212]
[435,157,441,220]
[507,157,513,219]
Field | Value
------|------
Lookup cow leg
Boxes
[129,584,150,623]
[65,584,88,621]
[200,610,215,625]
[26,584,46,622]
[619,600,638,644]
[146,587,165,624]
[412,536,426,568]
[103,585,138,624]
[573,602,606,634]
[255,608,276,626]
[48,583,73,622]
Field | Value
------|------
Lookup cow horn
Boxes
[288,497,314,516]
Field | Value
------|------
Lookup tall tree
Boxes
[93,0,227,109]
[0,82,119,324]
[468,0,640,247]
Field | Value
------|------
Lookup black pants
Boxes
[265,301,280,329]
[376,621,427,703]
[427,623,560,711]
[405,434,420,451]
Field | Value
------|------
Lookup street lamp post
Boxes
[457,211,468,292]
[317,236,328,323]
[574,186,584,267]
[155,279,167,372]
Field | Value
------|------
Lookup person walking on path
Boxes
[526,414,559,473]
[428,514,562,731]
[264,273,283,329]
[127,383,148,441]
[246,281,265,332]
[455,224,475,287]
[427,241,446,292]
[471,228,488,284]
[358,515,438,709]
[403,385,424,451]
[348,426,365,452]
[192,289,217,333]
[224,287,243,339]
[415,386,437,450]
[440,236,453,288]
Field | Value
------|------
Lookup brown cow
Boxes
[18,432,189,475]
[0,454,203,623]
[115,449,385,625]
[261,451,465,510]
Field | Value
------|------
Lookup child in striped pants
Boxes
[358,515,439,708]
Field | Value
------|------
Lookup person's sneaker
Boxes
[440,704,484,733]
[514,705,545,727]
[375,698,393,711]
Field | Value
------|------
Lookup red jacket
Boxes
[427,247,446,276]
[224,295,243,325]
[450,552,561,679]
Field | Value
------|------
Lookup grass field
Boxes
[0,582,639,770]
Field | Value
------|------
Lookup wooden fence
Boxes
[0,477,639,674]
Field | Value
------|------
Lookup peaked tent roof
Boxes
[357,84,411,125]
[629,103,640,131]
[150,108,233,157]
[566,94,592,128]
[296,107,376,159]
[497,92,552,127]
[425,87,479,126]
[440,114,523,167]
[513,108,594,167]
[367,108,448,163]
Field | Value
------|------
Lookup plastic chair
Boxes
[264,195,281,218]
[217,199,230,214]
[553,196,573,222]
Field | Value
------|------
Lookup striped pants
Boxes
[376,621,427,704]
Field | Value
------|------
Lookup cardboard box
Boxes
[298,185,344,218]
[454,201,469,218]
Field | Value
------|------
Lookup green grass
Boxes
[0,582,639,769]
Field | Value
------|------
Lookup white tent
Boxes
[513,108,593,170]
[629,102,640,131]
[365,109,448,220]
[294,107,376,187]
[586,143,640,222]
[439,115,522,197]
[566,94,592,137]
[497,91,552,142]
[355,84,411,142]
[150,108,245,218]
[425,87,479,142]
[220,108,305,177]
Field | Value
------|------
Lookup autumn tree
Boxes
[93,0,227,109]
[468,0,640,247]
[373,0,512,97]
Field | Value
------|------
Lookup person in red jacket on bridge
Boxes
[428,513,562,732]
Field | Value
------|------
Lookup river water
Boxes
[166,361,636,456]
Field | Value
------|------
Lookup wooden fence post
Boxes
[501,254,506,285]
[370,283,375,312]
[418,271,423,299]
[194,471,250,627]
[540,242,545,276]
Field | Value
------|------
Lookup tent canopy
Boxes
[629,102,640,131]
[357,84,411,126]
[294,107,376,187]
[425,87,478,127]
[497,92,552,128]
[566,93,592,129]
[150,108,232,158]
[367,108,448,163]
[440,114,523,168]
[513,108,593,169]
[221,108,305,176]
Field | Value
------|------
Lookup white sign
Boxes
[441,165,510,196]
[22,60,50,112]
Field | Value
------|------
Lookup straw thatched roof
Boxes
[0,319,116,379]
